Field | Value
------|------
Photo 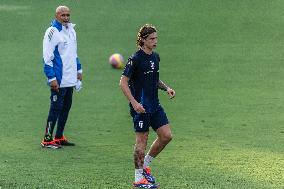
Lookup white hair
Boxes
[55,5,69,14]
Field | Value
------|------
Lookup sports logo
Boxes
[138,121,143,128]
[150,61,155,70]
[53,95,57,102]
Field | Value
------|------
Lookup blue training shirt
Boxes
[122,49,161,113]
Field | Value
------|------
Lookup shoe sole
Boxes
[41,143,61,149]
[132,185,160,188]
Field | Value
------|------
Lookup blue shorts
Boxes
[131,106,169,132]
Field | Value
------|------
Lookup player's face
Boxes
[56,8,70,26]
[143,32,158,50]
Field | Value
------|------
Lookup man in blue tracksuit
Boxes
[41,5,82,149]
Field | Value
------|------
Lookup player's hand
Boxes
[132,101,145,114]
[77,73,82,81]
[50,80,59,92]
[167,88,175,99]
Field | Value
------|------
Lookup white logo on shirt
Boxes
[150,61,155,70]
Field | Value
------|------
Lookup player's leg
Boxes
[133,132,159,188]
[41,89,65,149]
[141,106,172,184]
[134,131,149,176]
[147,124,173,158]
[54,87,75,146]
[146,106,172,159]
[133,114,159,188]
[139,124,172,186]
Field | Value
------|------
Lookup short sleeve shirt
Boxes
[122,49,160,113]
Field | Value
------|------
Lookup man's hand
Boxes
[50,80,59,92]
[77,73,82,81]
[131,101,146,114]
[167,88,176,99]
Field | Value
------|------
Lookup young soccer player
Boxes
[120,24,176,188]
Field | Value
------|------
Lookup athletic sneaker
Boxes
[143,167,156,184]
[54,136,75,146]
[133,178,159,188]
[41,140,61,149]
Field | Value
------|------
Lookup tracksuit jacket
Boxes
[43,19,82,87]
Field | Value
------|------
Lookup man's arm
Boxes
[73,27,82,81]
[43,27,59,92]
[119,75,145,113]
[158,80,176,99]
[76,58,82,81]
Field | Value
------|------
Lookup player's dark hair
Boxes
[136,24,157,48]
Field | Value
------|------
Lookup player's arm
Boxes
[158,80,176,99]
[119,75,145,113]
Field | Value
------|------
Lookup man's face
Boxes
[56,8,70,26]
[143,32,158,50]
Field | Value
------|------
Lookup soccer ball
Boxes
[109,53,124,69]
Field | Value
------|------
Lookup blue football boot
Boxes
[142,167,156,184]
[133,178,159,188]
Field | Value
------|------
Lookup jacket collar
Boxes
[51,19,63,31]
[51,19,76,32]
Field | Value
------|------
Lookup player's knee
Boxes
[161,133,173,143]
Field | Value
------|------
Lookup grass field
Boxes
[1,0,284,188]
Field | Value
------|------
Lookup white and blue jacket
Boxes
[43,20,82,88]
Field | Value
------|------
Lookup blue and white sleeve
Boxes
[76,57,82,74]
[42,27,59,83]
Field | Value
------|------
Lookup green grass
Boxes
[1,0,284,188]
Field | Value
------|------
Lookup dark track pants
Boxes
[46,87,73,138]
